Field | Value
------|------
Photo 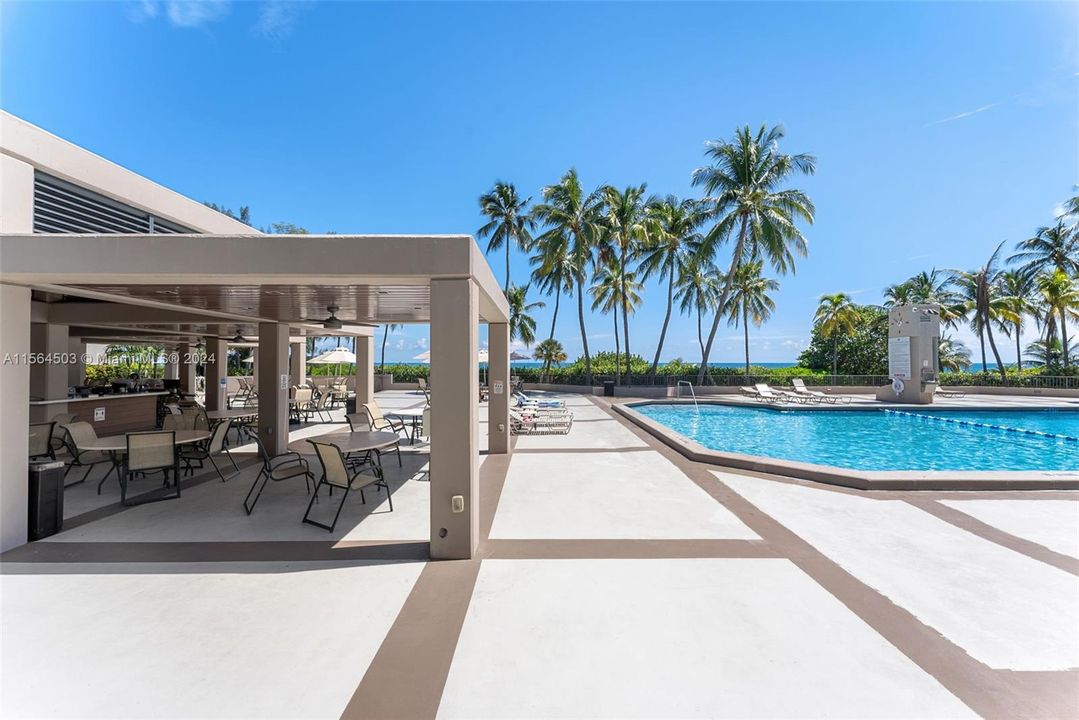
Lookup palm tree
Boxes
[675,256,722,368]
[951,243,1008,380]
[1036,269,1079,369]
[506,284,545,347]
[639,196,704,381]
[533,338,567,383]
[589,256,642,368]
[1010,220,1079,277]
[814,293,859,377]
[724,261,779,377]
[995,269,1035,371]
[938,335,972,372]
[884,270,965,328]
[600,184,649,384]
[478,182,535,294]
[529,232,575,341]
[692,124,816,384]
[379,324,400,372]
[1025,338,1078,367]
[531,169,605,385]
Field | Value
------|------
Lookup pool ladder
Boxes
[676,381,700,413]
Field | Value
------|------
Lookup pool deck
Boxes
[615,394,1079,491]
[1,390,1077,718]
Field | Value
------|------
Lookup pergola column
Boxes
[176,342,196,395]
[0,285,31,552]
[204,337,228,411]
[487,322,510,454]
[430,278,479,560]
[163,346,179,380]
[355,335,374,405]
[67,335,85,387]
[290,341,306,388]
[29,322,69,404]
[257,322,289,455]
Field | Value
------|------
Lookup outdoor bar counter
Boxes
[29,392,168,434]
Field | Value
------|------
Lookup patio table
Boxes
[205,409,257,422]
[288,431,399,455]
[386,407,426,444]
[84,430,210,506]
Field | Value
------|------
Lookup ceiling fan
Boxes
[231,329,247,343]
[304,304,343,330]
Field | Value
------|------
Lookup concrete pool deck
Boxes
[1,390,1077,718]
[614,396,1079,490]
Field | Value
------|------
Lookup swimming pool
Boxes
[632,404,1079,472]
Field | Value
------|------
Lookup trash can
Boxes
[346,396,357,415]
[603,380,616,397]
[28,460,65,540]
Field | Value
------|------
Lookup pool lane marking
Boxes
[884,409,1079,443]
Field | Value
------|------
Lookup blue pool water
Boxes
[634,404,1079,472]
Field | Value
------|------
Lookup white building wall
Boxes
[0,285,31,551]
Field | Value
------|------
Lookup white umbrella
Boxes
[510,351,530,362]
[413,350,430,363]
[241,356,255,364]
[309,346,357,379]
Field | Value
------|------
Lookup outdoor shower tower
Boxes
[876,304,941,404]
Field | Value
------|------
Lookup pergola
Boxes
[0,232,512,560]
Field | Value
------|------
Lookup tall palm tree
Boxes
[692,124,816,384]
[995,269,1035,371]
[675,256,721,367]
[1035,269,1079,369]
[724,261,779,377]
[533,338,567,383]
[813,293,859,377]
[951,243,1008,380]
[478,182,535,294]
[938,335,972,372]
[1010,220,1079,277]
[379,324,400,372]
[531,169,605,385]
[506,284,545,347]
[600,184,649,384]
[589,257,642,368]
[885,270,965,328]
[529,232,575,342]
[639,196,704,381]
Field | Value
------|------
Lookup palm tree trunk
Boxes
[649,264,675,382]
[620,244,632,385]
[979,328,987,373]
[1061,307,1070,369]
[576,277,592,386]
[548,289,561,341]
[832,334,838,378]
[743,306,751,378]
[613,306,621,379]
[697,215,749,384]
[505,244,511,295]
[696,308,705,367]
[1015,321,1022,371]
[984,310,1006,381]
[380,326,390,372]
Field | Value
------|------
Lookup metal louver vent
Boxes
[32,172,193,234]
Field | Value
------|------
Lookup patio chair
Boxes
[790,378,850,404]
[242,433,314,515]
[361,403,404,467]
[292,387,315,422]
[936,386,967,399]
[49,413,76,457]
[303,440,392,532]
[310,390,333,423]
[123,430,180,505]
[180,418,238,481]
[28,422,55,460]
[417,377,429,394]
[64,421,116,490]
[509,408,573,435]
[163,413,195,432]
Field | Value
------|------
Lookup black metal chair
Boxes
[64,421,116,491]
[242,434,314,515]
[302,440,392,533]
[28,421,55,460]
[180,419,238,481]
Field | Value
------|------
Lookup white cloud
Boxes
[131,1,230,28]
[254,1,308,39]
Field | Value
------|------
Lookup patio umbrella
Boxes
[413,350,430,363]
[309,346,357,378]
[510,351,530,362]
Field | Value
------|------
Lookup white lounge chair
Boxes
[791,378,850,404]
[935,386,967,399]
[514,391,566,409]
[510,408,573,435]
[755,383,812,405]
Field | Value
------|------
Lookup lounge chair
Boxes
[791,378,850,404]
[936,386,967,399]
[510,408,573,435]
[514,391,565,409]
[754,383,811,405]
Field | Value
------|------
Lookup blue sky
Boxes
[2,1,1076,364]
